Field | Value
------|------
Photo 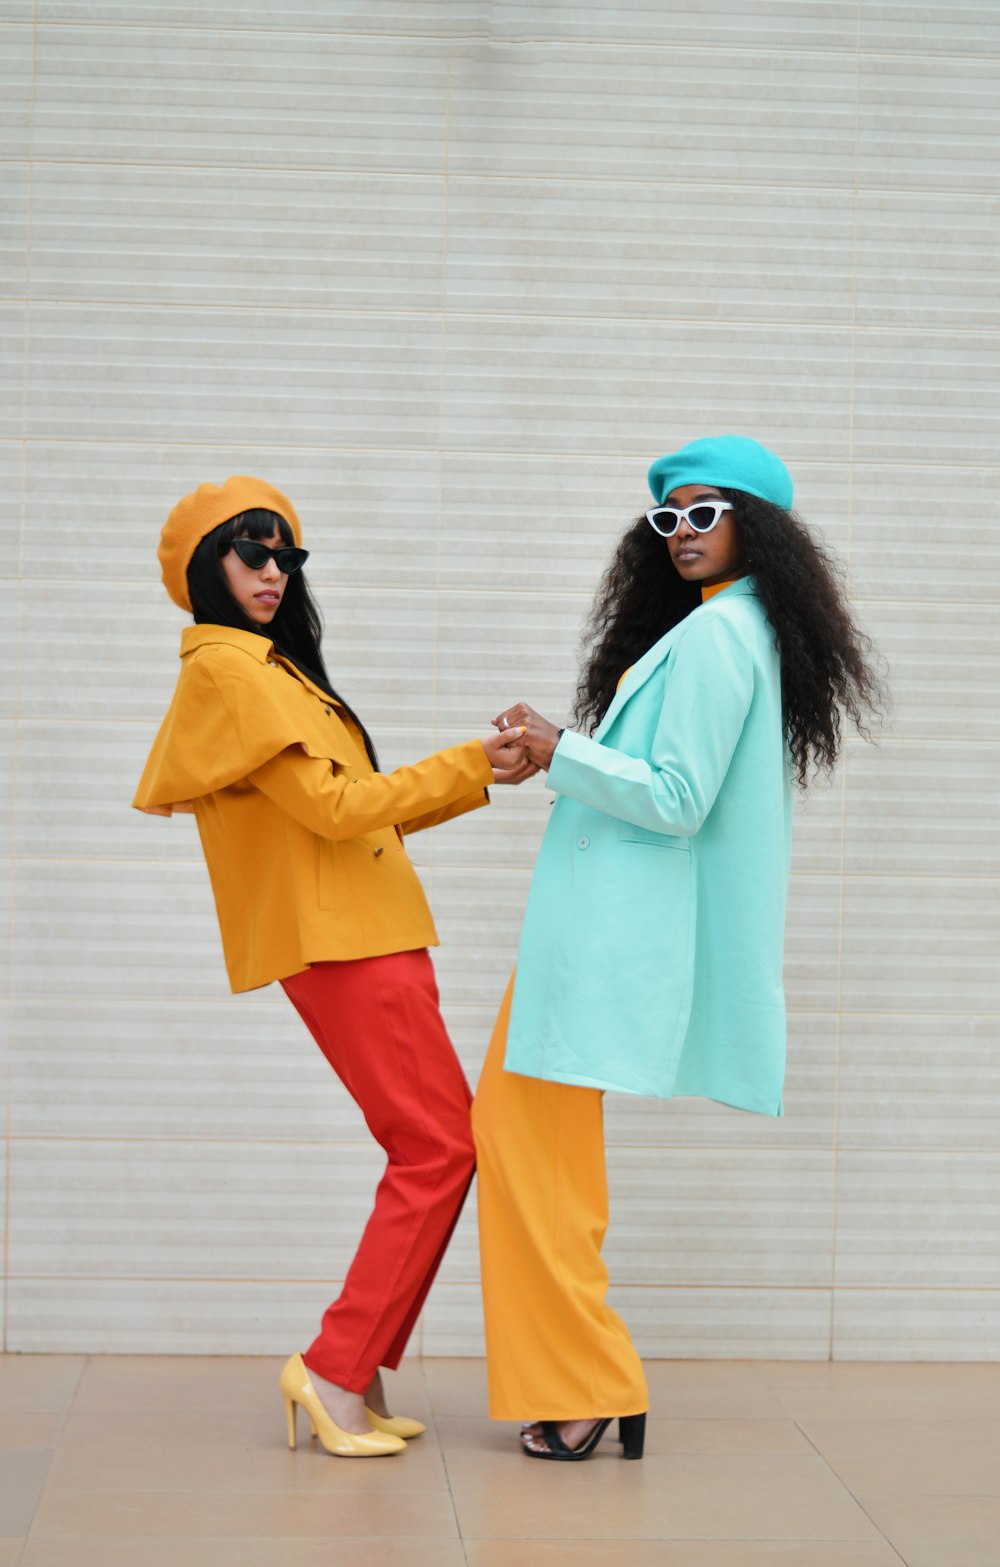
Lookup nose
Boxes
[674,516,696,540]
[259,556,281,581]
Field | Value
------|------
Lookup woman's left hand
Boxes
[494,703,562,771]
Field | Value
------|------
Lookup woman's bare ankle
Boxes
[307,1369,370,1435]
[365,1369,391,1419]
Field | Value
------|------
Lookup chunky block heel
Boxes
[619,1412,646,1460]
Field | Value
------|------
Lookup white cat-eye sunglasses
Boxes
[645,500,733,538]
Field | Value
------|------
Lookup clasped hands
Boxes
[481,703,563,786]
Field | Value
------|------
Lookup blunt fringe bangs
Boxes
[186,509,380,771]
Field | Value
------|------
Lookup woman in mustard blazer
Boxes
[473,436,883,1462]
[135,476,532,1459]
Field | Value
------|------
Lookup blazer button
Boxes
[373,846,384,858]
[324,705,332,715]
[577,835,590,850]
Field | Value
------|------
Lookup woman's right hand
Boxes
[481,729,539,786]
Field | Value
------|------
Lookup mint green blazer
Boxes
[504,579,792,1115]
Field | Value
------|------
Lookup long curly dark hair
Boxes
[574,490,884,787]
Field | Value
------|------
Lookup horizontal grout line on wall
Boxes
[3,17,998,70]
[5,857,1000,886]
[6,1274,999,1293]
[2,577,997,616]
[3,168,1000,208]
[5,296,1000,341]
[4,159,1000,200]
[4,996,996,1019]
[396,1280,1000,1293]
[417,1283,1000,1296]
[0,438,998,477]
[4,1134,1000,1155]
[0,1133,806,1149]
[3,718,997,752]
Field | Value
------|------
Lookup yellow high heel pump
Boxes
[279,1354,404,1458]
[366,1408,426,1440]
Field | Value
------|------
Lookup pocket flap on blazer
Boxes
[618,825,690,851]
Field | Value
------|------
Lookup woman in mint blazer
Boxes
[472,436,882,1463]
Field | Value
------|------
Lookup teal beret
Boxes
[648,435,793,511]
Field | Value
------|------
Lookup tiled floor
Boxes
[0,1355,998,1565]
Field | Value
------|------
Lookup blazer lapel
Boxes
[592,626,680,741]
[592,579,757,741]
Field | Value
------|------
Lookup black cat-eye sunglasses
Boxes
[229,539,310,575]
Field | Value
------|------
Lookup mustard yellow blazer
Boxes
[133,625,491,992]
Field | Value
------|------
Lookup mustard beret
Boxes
[158,476,303,611]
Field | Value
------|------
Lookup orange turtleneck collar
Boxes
[616,579,742,690]
[701,579,737,603]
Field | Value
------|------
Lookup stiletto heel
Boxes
[620,1412,646,1460]
[278,1354,405,1458]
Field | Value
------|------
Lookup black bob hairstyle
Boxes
[574,490,885,788]
[186,508,379,772]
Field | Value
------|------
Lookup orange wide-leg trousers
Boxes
[281,949,475,1394]
[472,974,649,1421]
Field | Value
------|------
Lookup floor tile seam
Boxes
[35,1483,459,1496]
[434,1403,472,1561]
[780,1407,909,1562]
[796,1416,1000,1426]
[411,1532,907,1545]
[41,1352,96,1466]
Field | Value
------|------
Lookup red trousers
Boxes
[280,949,475,1394]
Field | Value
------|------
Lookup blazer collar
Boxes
[180,624,274,663]
[179,623,338,707]
[593,577,756,741]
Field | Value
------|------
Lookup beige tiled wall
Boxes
[3,4,998,1360]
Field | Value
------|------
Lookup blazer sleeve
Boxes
[545,613,755,837]
[399,788,491,836]
[246,740,494,842]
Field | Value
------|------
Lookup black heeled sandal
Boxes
[618,1415,645,1454]
[522,1412,646,1461]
